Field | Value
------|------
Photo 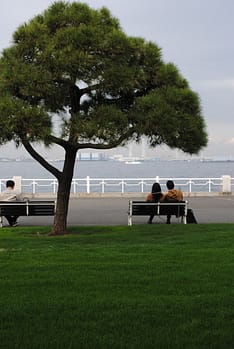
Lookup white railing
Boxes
[0,176,233,194]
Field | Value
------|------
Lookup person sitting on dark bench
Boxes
[0,180,21,227]
[164,180,183,224]
[146,182,164,224]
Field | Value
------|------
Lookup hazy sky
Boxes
[1,0,234,159]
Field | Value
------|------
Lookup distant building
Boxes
[77,152,108,161]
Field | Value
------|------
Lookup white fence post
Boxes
[221,175,231,193]
[189,179,192,193]
[86,176,90,194]
[101,180,105,193]
[53,179,57,194]
[141,180,144,192]
[121,180,124,193]
[32,180,36,194]
[72,180,76,194]
[208,179,211,192]
[13,176,22,193]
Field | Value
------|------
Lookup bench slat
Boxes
[28,206,55,216]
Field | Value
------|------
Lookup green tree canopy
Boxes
[0,1,208,234]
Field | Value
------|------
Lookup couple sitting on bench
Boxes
[146,180,183,224]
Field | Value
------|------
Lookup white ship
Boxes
[124,160,141,164]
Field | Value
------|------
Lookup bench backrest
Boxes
[130,201,186,217]
[27,201,55,216]
[0,201,55,216]
[28,201,55,216]
[0,202,27,216]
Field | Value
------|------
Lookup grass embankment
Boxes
[0,224,234,349]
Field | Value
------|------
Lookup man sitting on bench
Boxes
[0,180,22,227]
[164,180,183,224]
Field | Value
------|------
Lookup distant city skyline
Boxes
[0,0,234,160]
[1,141,233,162]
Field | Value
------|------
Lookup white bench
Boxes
[128,200,188,226]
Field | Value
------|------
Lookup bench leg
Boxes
[128,215,132,226]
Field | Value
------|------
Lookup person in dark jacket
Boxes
[146,182,164,224]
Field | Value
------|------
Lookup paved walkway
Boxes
[13,195,234,226]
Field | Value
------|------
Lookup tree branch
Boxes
[78,143,118,150]
[22,140,62,179]
[48,135,71,150]
[79,83,99,96]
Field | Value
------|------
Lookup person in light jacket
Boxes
[164,180,183,224]
[1,180,21,226]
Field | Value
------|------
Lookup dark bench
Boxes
[0,201,56,227]
[128,200,188,225]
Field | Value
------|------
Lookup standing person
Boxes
[146,182,164,224]
[164,180,183,224]
[0,180,21,226]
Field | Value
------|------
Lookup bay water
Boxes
[0,159,233,179]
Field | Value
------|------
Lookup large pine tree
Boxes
[0,1,207,234]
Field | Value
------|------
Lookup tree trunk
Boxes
[50,148,77,235]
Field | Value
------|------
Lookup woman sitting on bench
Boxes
[146,182,164,224]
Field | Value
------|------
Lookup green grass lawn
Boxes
[0,224,234,349]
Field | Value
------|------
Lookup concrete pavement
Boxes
[9,195,234,226]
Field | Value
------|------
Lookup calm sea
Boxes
[0,160,234,179]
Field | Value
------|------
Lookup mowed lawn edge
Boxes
[0,224,234,349]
